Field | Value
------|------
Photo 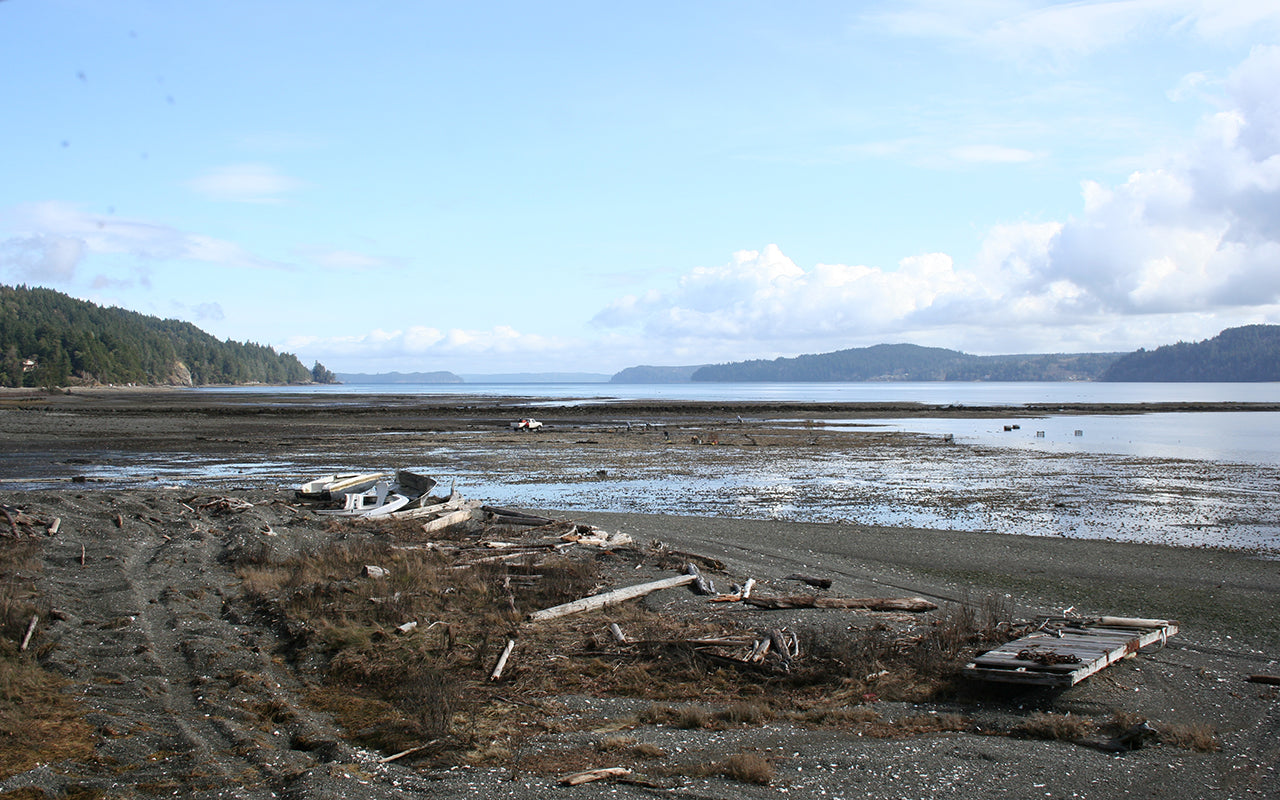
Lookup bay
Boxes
[201,380,1280,405]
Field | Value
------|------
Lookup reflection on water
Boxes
[817,412,1280,466]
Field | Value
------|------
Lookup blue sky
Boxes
[3,1,1279,375]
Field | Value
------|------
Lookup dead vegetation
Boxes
[221,506,1044,779]
[0,536,95,779]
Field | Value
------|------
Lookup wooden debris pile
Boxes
[1,503,61,538]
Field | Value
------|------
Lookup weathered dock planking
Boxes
[965,616,1178,687]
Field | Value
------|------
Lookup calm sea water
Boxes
[202,382,1280,466]
[202,380,1280,405]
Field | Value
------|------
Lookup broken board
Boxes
[964,616,1178,688]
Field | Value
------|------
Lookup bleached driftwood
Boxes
[20,615,38,651]
[685,562,716,596]
[744,595,937,612]
[709,577,757,603]
[490,638,516,681]
[527,574,698,623]
[419,507,478,535]
[560,767,632,786]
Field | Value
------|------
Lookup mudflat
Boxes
[1,388,1277,799]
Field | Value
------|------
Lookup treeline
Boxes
[0,285,331,388]
[1100,325,1280,382]
[689,343,1120,382]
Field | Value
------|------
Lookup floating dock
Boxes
[965,616,1178,687]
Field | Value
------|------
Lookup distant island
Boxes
[609,325,1280,383]
[0,285,334,388]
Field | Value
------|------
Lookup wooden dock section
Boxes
[965,616,1178,688]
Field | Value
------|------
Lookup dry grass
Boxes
[0,539,96,780]
[1158,721,1220,752]
[1014,712,1097,742]
[715,752,775,785]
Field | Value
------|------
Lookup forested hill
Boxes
[1100,325,1280,382]
[690,343,1121,382]
[0,285,329,388]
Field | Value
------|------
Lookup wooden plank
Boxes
[966,619,1177,687]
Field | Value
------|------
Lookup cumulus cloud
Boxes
[593,46,1280,356]
[0,202,291,282]
[186,163,305,204]
[284,325,574,371]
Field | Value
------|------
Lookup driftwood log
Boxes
[490,638,516,681]
[744,595,938,612]
[785,574,834,590]
[527,574,698,622]
[560,767,632,786]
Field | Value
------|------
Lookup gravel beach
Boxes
[1,388,1277,799]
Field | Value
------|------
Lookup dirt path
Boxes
[5,491,438,799]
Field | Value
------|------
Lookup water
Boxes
[200,380,1280,405]
[200,381,1280,467]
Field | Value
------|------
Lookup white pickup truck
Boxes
[510,418,543,431]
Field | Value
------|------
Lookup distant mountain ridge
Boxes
[686,343,1121,382]
[610,325,1280,383]
[1099,325,1280,382]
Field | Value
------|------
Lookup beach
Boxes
[1,389,1277,798]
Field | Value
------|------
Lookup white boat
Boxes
[295,472,388,501]
[316,480,412,517]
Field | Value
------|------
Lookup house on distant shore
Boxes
[21,358,36,373]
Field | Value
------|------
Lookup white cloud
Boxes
[950,144,1038,163]
[187,163,305,204]
[870,1,1280,67]
[592,46,1280,358]
[0,234,85,282]
[284,324,575,371]
[0,202,291,281]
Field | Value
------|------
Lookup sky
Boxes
[2,1,1279,376]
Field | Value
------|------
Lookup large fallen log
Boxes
[527,574,698,623]
[744,595,938,612]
